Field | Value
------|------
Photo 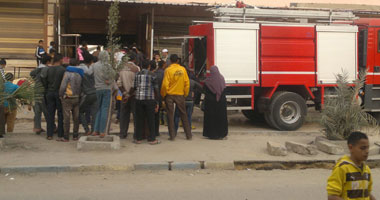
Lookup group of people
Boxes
[28,40,228,144]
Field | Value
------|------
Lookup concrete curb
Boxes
[2,159,380,174]
[171,162,201,170]
[204,161,235,170]
[0,164,135,174]
[134,162,169,170]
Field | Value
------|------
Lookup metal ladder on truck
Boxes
[209,7,358,24]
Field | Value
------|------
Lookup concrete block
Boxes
[316,140,344,155]
[315,136,349,153]
[204,161,235,170]
[267,141,287,156]
[77,135,120,151]
[285,141,317,155]
[307,145,319,155]
[369,146,380,156]
[134,162,169,170]
[171,162,200,170]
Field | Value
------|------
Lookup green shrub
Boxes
[320,70,378,140]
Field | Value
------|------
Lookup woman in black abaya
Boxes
[203,66,228,140]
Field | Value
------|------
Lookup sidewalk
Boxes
[1,107,379,172]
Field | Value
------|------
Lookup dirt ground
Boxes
[1,107,380,167]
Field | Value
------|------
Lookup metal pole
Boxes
[150,7,155,60]
[57,0,61,53]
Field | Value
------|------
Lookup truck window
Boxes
[358,29,367,69]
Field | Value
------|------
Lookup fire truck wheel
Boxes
[269,91,307,131]
[264,110,280,130]
[242,110,265,122]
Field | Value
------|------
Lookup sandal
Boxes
[149,140,161,145]
[92,132,99,136]
[99,133,106,138]
[86,132,92,136]
[56,138,65,142]
[47,136,53,140]
[133,140,142,144]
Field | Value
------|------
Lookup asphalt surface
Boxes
[1,169,380,200]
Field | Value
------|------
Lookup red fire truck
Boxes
[183,8,380,131]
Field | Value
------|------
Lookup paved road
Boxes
[1,169,379,200]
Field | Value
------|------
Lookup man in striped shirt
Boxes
[130,59,160,145]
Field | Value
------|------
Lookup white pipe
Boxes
[57,0,61,53]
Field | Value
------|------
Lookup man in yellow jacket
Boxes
[327,131,376,200]
[161,54,192,141]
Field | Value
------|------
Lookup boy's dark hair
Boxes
[170,54,178,63]
[41,55,52,64]
[83,53,93,64]
[141,59,150,69]
[97,45,101,50]
[69,58,78,66]
[0,58,6,65]
[38,40,43,43]
[149,60,157,71]
[347,131,368,145]
[50,41,55,46]
[53,53,63,63]
[158,60,165,69]
[81,41,87,46]
[5,73,14,81]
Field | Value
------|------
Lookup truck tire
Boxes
[268,91,307,131]
[264,110,280,129]
[242,110,265,122]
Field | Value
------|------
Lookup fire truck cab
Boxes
[185,15,380,131]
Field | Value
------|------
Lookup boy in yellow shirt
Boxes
[327,131,376,200]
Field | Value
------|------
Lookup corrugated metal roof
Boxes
[91,0,380,7]
[91,0,211,6]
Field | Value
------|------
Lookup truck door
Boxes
[374,29,380,84]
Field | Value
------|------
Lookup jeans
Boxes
[174,101,194,133]
[94,89,111,134]
[62,97,80,139]
[135,99,156,142]
[46,92,64,138]
[165,95,192,139]
[119,97,136,138]
[33,98,48,130]
[79,93,98,133]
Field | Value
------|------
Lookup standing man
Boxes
[161,54,192,141]
[3,73,19,133]
[161,49,171,67]
[41,53,65,140]
[92,51,113,138]
[79,54,97,136]
[131,60,160,144]
[30,55,51,134]
[0,59,6,138]
[35,40,46,66]
[118,55,140,139]
[59,62,83,141]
